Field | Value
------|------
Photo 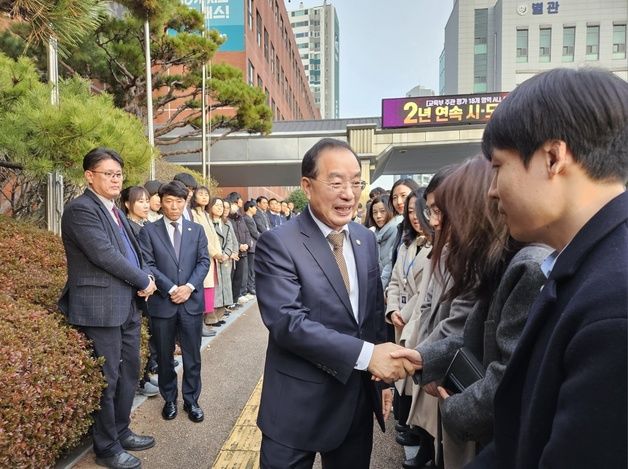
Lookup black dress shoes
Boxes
[162,401,177,420]
[402,432,435,468]
[95,451,141,469]
[396,422,410,433]
[396,430,423,446]
[120,432,155,451]
[183,402,204,422]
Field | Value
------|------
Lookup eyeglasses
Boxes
[423,206,442,219]
[310,178,367,193]
[90,170,124,180]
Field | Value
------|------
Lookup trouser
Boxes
[246,251,256,294]
[79,305,141,458]
[231,256,248,300]
[151,309,203,405]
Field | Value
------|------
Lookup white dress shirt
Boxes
[162,216,195,294]
[309,209,374,371]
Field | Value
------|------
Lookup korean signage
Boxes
[517,2,560,15]
[381,92,509,129]
[177,0,245,52]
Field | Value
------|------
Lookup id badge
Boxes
[401,295,407,305]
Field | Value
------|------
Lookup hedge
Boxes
[0,216,106,467]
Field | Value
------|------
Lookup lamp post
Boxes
[145,18,156,179]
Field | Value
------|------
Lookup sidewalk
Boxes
[56,298,265,469]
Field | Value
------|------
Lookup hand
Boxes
[437,386,451,400]
[423,381,439,397]
[230,253,239,261]
[390,311,406,329]
[382,388,393,421]
[240,243,249,251]
[170,285,192,304]
[221,254,229,262]
[389,348,423,370]
[138,278,156,299]
[368,342,418,383]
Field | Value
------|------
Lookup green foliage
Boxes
[0,53,153,185]
[286,188,309,212]
[0,215,106,467]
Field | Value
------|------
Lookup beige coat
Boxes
[192,207,221,288]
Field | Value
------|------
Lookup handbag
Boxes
[442,347,485,394]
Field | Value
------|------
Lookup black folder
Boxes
[442,347,485,394]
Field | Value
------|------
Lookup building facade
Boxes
[440,0,627,94]
[288,2,340,119]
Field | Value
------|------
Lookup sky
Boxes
[285,0,454,118]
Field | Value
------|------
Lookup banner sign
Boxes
[176,0,245,52]
[381,92,508,129]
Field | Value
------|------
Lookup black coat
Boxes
[468,192,628,469]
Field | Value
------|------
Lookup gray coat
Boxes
[417,245,550,444]
[376,215,401,289]
[212,219,235,308]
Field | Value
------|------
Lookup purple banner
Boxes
[382,92,508,129]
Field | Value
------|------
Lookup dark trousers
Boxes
[232,255,248,300]
[246,251,256,294]
[151,308,203,405]
[260,381,373,469]
[80,306,141,458]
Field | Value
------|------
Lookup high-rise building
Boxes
[288,1,340,118]
[161,0,320,123]
[440,0,627,94]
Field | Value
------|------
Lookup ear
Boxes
[301,177,312,200]
[84,170,94,185]
[543,140,570,177]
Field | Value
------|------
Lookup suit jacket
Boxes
[58,189,150,327]
[469,192,628,469]
[243,214,260,253]
[255,207,386,452]
[138,217,210,318]
[268,211,282,228]
[253,210,270,233]
[417,245,549,444]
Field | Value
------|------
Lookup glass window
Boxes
[247,60,255,86]
[256,11,262,47]
[516,29,528,63]
[562,26,575,62]
[586,25,599,60]
[539,28,551,62]
[264,28,269,61]
[247,0,253,30]
[613,24,627,60]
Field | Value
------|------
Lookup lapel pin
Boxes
[187,227,192,231]
[356,239,361,246]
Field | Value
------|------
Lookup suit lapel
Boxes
[156,218,179,265]
[84,189,126,252]
[299,210,355,322]
[349,224,368,325]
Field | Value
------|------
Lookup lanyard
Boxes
[403,248,419,283]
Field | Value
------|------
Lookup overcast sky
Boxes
[286,0,454,118]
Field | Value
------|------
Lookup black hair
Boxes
[159,180,189,200]
[191,186,211,209]
[369,186,386,199]
[367,194,393,228]
[301,138,359,178]
[119,186,149,216]
[256,196,268,204]
[401,188,425,246]
[389,178,420,213]
[424,165,457,199]
[268,197,278,204]
[83,147,124,171]
[482,68,628,183]
[173,172,198,189]
[414,195,434,243]
[244,200,256,211]
[226,192,242,204]
[144,180,162,197]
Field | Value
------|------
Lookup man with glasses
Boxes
[255,138,414,468]
[59,148,157,469]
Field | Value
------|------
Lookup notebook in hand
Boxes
[442,346,485,394]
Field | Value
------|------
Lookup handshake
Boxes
[367,342,423,383]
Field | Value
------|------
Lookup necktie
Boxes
[171,221,181,260]
[327,231,350,292]
[111,207,139,268]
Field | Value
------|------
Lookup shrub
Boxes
[0,294,106,468]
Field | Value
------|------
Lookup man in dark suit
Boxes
[59,148,157,469]
[243,200,260,295]
[464,69,627,468]
[267,198,282,228]
[139,181,210,423]
[254,196,271,233]
[255,138,414,468]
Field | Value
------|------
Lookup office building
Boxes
[440,0,627,94]
[288,2,340,118]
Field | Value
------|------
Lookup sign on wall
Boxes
[177,0,245,52]
[381,92,509,129]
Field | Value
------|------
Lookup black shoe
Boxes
[147,361,158,374]
[396,430,422,446]
[396,422,410,433]
[162,401,177,420]
[120,432,155,451]
[183,402,204,423]
[95,451,141,469]
[210,322,223,327]
[402,433,435,468]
